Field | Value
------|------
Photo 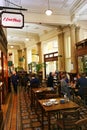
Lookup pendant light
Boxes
[45,0,52,16]
[25,25,29,41]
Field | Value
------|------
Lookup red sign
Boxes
[1,11,24,28]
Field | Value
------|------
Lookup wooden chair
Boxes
[30,83,40,88]
[57,109,80,130]
[45,93,59,99]
[43,88,58,98]
[75,118,87,130]
[83,87,87,105]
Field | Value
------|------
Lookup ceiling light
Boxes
[10,46,14,48]
[45,0,52,16]
[45,9,52,16]
[25,38,29,41]
[25,25,29,41]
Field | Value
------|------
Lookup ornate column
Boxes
[23,48,27,70]
[70,25,77,73]
[75,26,80,42]
[37,42,42,63]
[58,32,65,71]
[18,50,22,68]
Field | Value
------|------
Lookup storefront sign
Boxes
[1,11,24,28]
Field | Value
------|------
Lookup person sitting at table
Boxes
[30,73,40,88]
[75,73,87,99]
[24,73,30,91]
[47,72,54,88]
[60,73,71,99]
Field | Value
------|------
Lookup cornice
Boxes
[71,0,87,22]
[71,0,86,14]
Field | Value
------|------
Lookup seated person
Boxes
[60,73,71,99]
[75,73,87,99]
[47,72,54,88]
[30,73,40,88]
[24,73,30,91]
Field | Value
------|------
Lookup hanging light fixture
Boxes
[45,0,52,16]
[25,25,29,41]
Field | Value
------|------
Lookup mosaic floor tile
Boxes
[17,87,87,130]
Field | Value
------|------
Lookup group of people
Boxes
[8,69,87,101]
[46,71,87,100]
[60,72,87,99]
[8,71,40,94]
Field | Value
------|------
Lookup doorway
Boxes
[44,52,58,78]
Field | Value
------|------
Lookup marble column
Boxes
[58,32,65,71]
[23,48,27,70]
[18,50,22,68]
[70,25,77,73]
[75,26,80,43]
[37,42,42,63]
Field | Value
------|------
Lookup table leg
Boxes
[48,112,51,130]
[31,90,35,108]
[41,109,44,130]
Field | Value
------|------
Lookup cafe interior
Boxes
[0,0,87,129]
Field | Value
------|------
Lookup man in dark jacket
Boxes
[76,73,87,98]
[30,73,40,88]
[11,71,19,93]
[47,72,54,87]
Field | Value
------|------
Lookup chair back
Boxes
[62,109,80,129]
[83,87,87,105]
[45,93,59,99]
[75,118,87,130]
[83,87,87,97]
[31,83,39,88]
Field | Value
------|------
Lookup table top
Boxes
[38,98,79,112]
[32,87,54,93]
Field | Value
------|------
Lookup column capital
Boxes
[76,25,80,30]
[70,24,76,30]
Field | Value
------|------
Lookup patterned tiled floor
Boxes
[2,86,87,130]
[19,87,87,130]
[19,87,58,130]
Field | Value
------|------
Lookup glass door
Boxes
[46,61,58,77]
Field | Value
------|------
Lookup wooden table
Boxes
[31,87,54,108]
[32,87,54,93]
[38,98,79,130]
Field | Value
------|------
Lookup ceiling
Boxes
[0,0,87,49]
